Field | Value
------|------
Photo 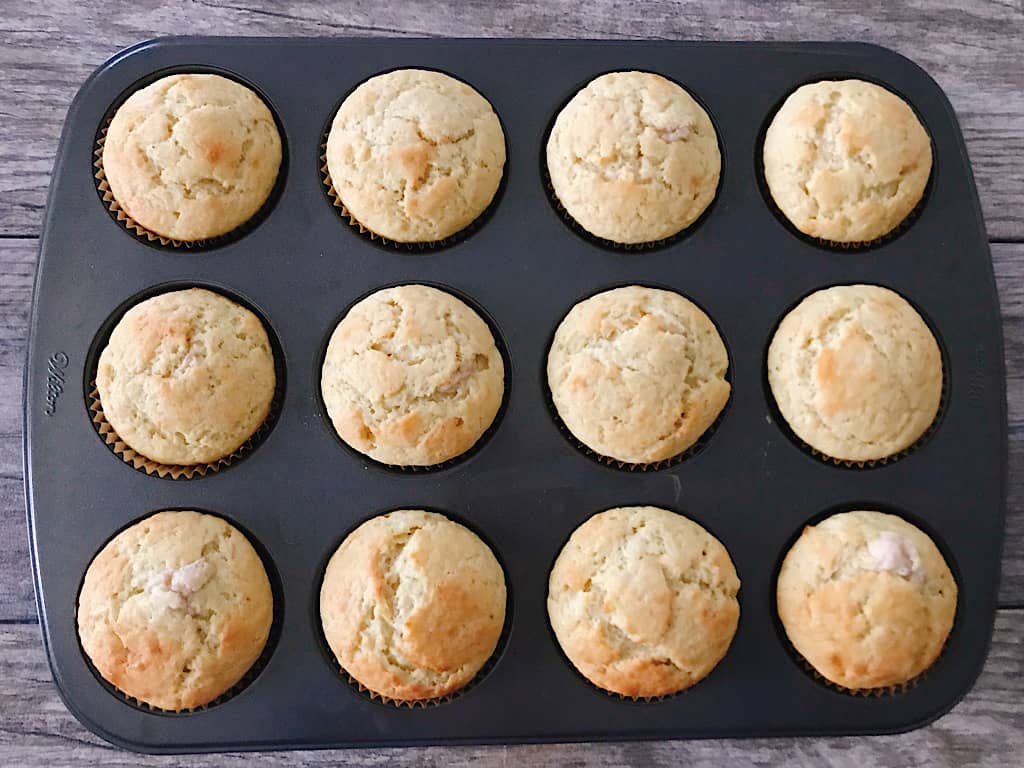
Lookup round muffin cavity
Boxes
[77,511,274,711]
[547,285,730,465]
[321,284,504,467]
[545,71,720,245]
[101,73,282,242]
[762,79,932,244]
[548,506,740,698]
[325,69,506,244]
[776,510,957,690]
[319,509,507,702]
[95,287,276,467]
[767,284,942,463]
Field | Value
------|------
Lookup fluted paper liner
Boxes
[94,121,273,250]
[88,382,279,480]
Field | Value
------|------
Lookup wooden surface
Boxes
[1,1,1022,765]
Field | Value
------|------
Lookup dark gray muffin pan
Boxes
[24,37,1006,753]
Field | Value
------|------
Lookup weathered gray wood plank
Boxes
[0,611,1019,766]
[3,240,1023,619]
[0,0,1022,239]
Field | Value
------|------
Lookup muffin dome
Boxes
[102,73,281,242]
[325,69,505,243]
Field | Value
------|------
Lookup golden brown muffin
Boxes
[767,284,942,462]
[777,510,957,689]
[325,69,506,243]
[321,285,504,466]
[96,288,276,466]
[763,79,932,243]
[77,511,274,710]
[319,509,506,701]
[102,73,282,242]
[546,71,720,244]
[548,506,740,698]
[547,286,730,464]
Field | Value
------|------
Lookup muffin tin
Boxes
[25,38,1005,752]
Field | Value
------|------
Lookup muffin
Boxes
[767,284,942,463]
[547,286,730,465]
[548,506,740,698]
[77,511,274,710]
[762,79,932,244]
[96,288,276,468]
[777,510,957,690]
[101,73,282,243]
[321,284,504,466]
[545,71,720,245]
[325,69,506,243]
[320,509,506,702]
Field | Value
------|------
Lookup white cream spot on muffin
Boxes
[865,531,922,581]
[147,557,215,614]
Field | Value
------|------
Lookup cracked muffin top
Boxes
[319,509,506,701]
[545,71,721,245]
[767,284,942,462]
[325,69,506,243]
[77,511,274,711]
[96,288,276,467]
[321,284,504,467]
[776,510,957,690]
[762,79,932,244]
[101,73,282,242]
[547,506,740,698]
[547,285,730,465]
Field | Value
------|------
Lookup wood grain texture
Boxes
[0,612,1019,767]
[0,0,1022,239]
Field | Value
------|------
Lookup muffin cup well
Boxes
[87,382,282,480]
[319,139,498,253]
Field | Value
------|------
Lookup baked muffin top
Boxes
[767,284,942,462]
[325,69,506,243]
[546,71,720,244]
[777,510,957,689]
[547,285,730,464]
[548,506,740,698]
[763,79,931,243]
[320,509,506,701]
[96,288,276,466]
[321,284,504,466]
[77,511,274,710]
[102,73,282,242]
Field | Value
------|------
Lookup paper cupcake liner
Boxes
[794,649,927,699]
[87,382,281,480]
[318,139,492,252]
[544,386,727,472]
[541,169,691,253]
[771,367,948,470]
[331,648,501,710]
[93,121,275,250]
